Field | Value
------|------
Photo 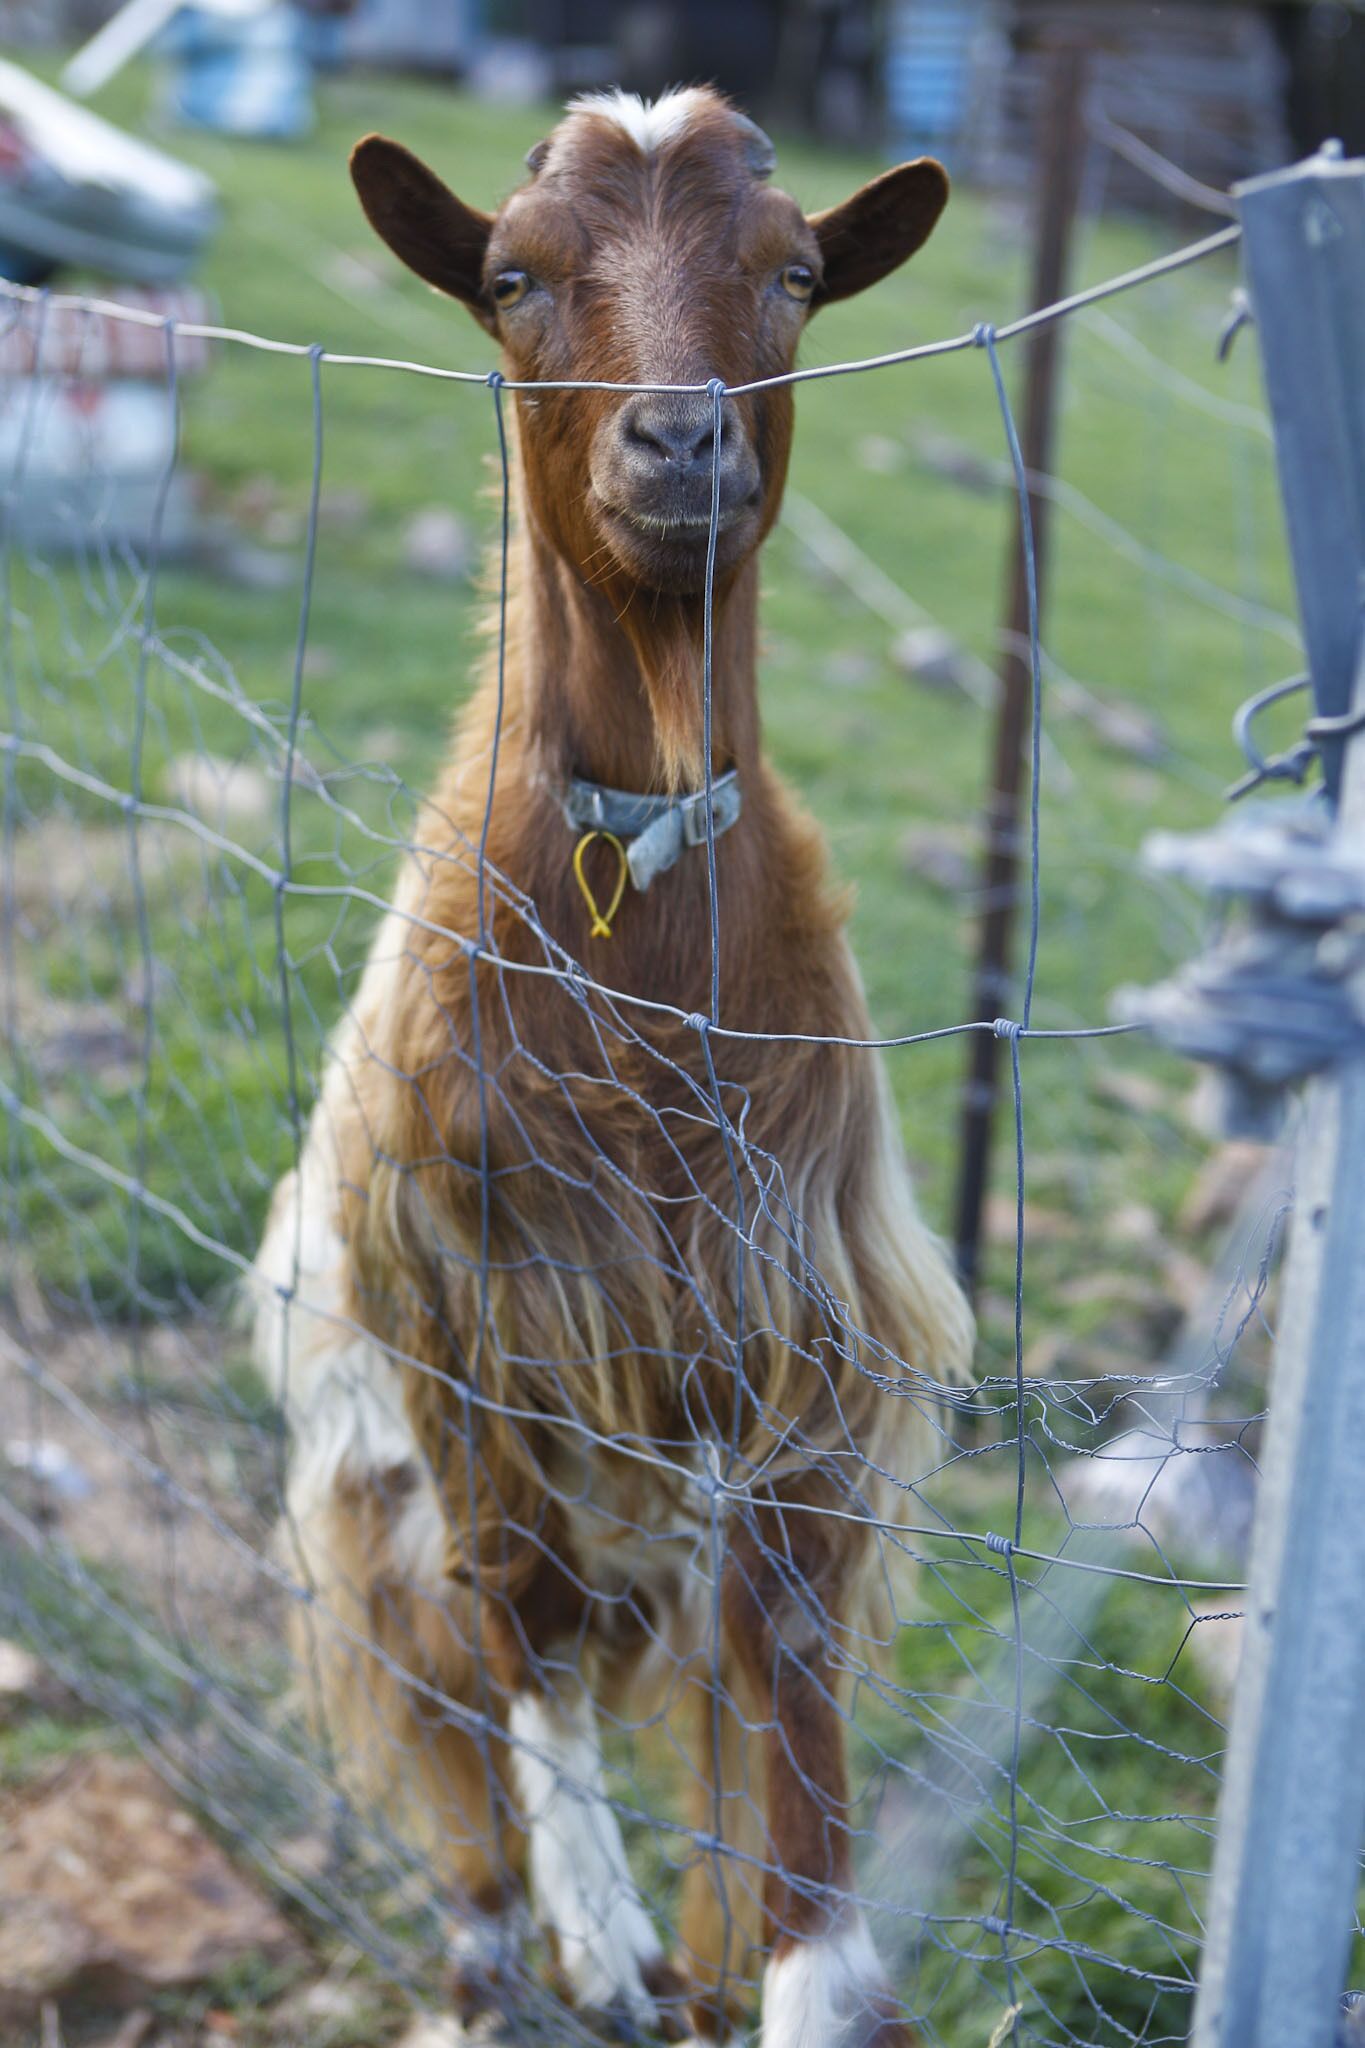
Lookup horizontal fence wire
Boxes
[0,222,1241,390]
[0,151,1298,2048]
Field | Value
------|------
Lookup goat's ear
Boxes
[350,134,495,330]
[808,159,948,306]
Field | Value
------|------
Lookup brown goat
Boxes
[251,88,973,2048]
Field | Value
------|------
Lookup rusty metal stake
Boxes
[953,42,1088,1295]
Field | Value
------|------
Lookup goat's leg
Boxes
[508,1674,692,2032]
[279,1466,528,2015]
[673,1642,767,2042]
[724,1505,918,2048]
[486,1557,689,2038]
[253,1154,531,2011]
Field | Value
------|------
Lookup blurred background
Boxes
[5,0,1365,169]
[0,7,1359,2048]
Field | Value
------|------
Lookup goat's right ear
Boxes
[350,135,495,331]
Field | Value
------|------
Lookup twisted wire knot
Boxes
[972,321,996,349]
[993,1017,1024,1041]
[685,1012,711,1037]
[984,1531,1014,1557]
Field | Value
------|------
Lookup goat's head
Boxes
[351,89,947,599]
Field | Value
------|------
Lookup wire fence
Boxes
[0,109,1332,2048]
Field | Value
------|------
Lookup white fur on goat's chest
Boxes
[255,1147,718,1643]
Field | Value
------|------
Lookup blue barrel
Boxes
[159,3,317,141]
[886,0,991,162]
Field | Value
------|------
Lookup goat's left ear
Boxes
[808,159,949,306]
[350,134,495,330]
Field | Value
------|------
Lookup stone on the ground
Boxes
[396,2019,516,2047]
[1161,1246,1213,1317]
[94,2012,154,2048]
[164,752,272,832]
[317,485,371,530]
[1059,1427,1256,1571]
[214,540,297,592]
[4,1438,93,1503]
[900,824,973,895]
[856,433,904,474]
[1179,1140,1272,1237]
[0,1754,296,2016]
[32,1013,142,1084]
[823,650,876,690]
[890,624,974,693]
[395,2021,470,2048]
[1091,1066,1175,1118]
[321,249,388,297]
[228,475,279,528]
[1105,1200,1162,1250]
[0,1640,50,1720]
[912,427,1000,494]
[1185,1600,1244,1702]
[0,1899,91,2014]
[261,507,303,548]
[1059,688,1168,763]
[403,507,473,582]
[1055,1270,1160,1313]
[985,1193,1076,1246]
[289,1976,363,2023]
[302,644,336,682]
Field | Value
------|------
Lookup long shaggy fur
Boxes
[251,84,971,2044]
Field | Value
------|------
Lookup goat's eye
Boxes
[780,263,815,303]
[491,269,531,309]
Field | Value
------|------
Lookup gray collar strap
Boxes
[562,769,742,892]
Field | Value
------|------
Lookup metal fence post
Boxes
[1188,145,1365,2048]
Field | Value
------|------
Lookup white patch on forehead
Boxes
[566,87,713,154]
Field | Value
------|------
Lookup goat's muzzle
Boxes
[590,392,762,592]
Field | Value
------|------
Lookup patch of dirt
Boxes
[0,1317,285,1671]
[0,1754,298,2018]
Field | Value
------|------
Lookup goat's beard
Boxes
[616,591,710,790]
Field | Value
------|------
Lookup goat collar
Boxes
[562,770,742,892]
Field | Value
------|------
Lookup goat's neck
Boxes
[519,515,761,795]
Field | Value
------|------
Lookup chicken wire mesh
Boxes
[0,133,1310,2048]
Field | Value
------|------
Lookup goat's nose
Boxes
[620,397,716,470]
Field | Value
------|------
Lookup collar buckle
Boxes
[562,769,742,891]
[680,777,732,847]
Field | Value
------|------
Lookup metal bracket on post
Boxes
[1117,684,1365,1140]
[1119,145,1365,2048]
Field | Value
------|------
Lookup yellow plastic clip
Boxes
[572,829,629,939]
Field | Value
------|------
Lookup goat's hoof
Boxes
[406,2020,514,2048]
[638,1958,694,2041]
[667,1972,748,2046]
[447,1905,530,2025]
[589,1959,693,2043]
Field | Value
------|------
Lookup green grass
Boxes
[0,61,1306,2048]
[608,1518,1232,2047]
[4,67,1293,1329]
